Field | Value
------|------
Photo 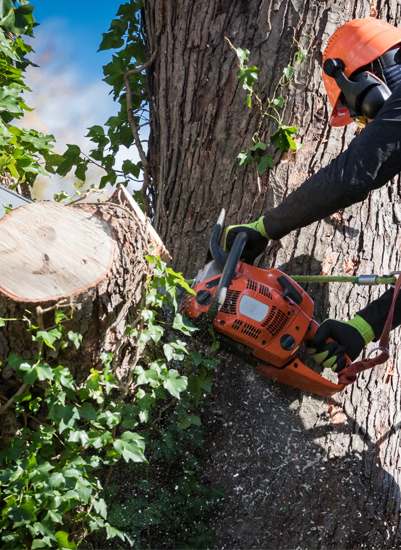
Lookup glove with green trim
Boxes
[305,316,375,373]
[224,216,269,264]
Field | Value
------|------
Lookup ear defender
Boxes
[323,58,391,120]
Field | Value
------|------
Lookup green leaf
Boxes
[0,318,5,326]
[172,313,197,335]
[295,48,308,64]
[68,331,82,349]
[74,477,92,503]
[273,96,285,108]
[18,362,37,384]
[283,65,295,80]
[105,524,126,542]
[178,414,201,430]
[235,47,250,66]
[34,329,62,349]
[68,429,89,446]
[48,472,65,489]
[270,125,298,152]
[162,369,188,398]
[257,155,274,175]
[246,93,252,108]
[55,311,68,324]
[237,150,253,168]
[37,362,54,381]
[8,500,35,522]
[250,141,266,152]
[55,531,76,550]
[93,497,108,519]
[79,402,97,421]
[113,431,146,463]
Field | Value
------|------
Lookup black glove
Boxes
[306,316,375,373]
[224,216,269,264]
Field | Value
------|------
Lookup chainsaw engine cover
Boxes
[181,262,314,368]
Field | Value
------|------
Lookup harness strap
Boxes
[338,274,401,385]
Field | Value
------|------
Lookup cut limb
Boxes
[0,201,115,302]
[0,188,169,384]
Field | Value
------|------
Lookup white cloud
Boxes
[19,18,143,201]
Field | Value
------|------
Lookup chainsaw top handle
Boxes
[210,208,229,270]
[205,228,248,325]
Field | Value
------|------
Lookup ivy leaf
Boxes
[237,151,253,168]
[48,472,65,489]
[172,314,197,336]
[295,48,308,63]
[68,331,82,349]
[235,47,250,65]
[250,141,266,152]
[113,432,147,463]
[273,96,285,108]
[270,125,298,152]
[93,498,108,519]
[257,155,274,175]
[34,329,62,350]
[68,429,89,447]
[18,362,37,384]
[74,477,92,503]
[178,414,201,430]
[79,402,97,421]
[55,531,77,550]
[105,524,126,541]
[8,500,35,522]
[37,363,54,381]
[283,65,295,80]
[237,66,259,92]
[162,369,188,398]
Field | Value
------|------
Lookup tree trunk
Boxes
[0,186,169,382]
[144,0,401,547]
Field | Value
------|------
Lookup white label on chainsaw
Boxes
[239,295,269,322]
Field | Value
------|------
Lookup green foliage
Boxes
[0,2,57,186]
[232,36,310,175]
[0,257,223,549]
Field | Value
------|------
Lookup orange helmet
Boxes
[322,18,401,126]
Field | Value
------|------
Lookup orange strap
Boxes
[339,274,401,385]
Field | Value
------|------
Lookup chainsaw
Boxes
[180,209,350,397]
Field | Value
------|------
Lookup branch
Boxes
[0,383,29,416]
[123,10,163,216]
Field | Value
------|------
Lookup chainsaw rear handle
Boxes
[206,230,249,324]
[308,319,352,370]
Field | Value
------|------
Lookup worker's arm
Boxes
[264,84,401,240]
[226,85,401,258]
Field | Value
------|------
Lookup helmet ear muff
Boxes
[350,71,391,119]
[323,58,391,120]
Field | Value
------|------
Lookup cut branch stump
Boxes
[0,186,170,383]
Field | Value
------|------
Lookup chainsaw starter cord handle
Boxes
[206,231,249,324]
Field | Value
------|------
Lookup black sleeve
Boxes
[263,86,401,241]
[357,287,401,341]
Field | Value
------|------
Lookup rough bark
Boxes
[144,0,401,547]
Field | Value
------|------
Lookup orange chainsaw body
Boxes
[182,261,345,397]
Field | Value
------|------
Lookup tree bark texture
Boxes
[144,0,401,547]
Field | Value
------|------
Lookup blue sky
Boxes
[31,0,120,84]
[21,1,142,200]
